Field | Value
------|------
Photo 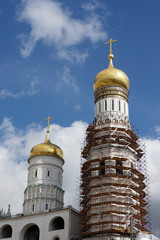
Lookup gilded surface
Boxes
[94,39,130,91]
[30,140,63,158]
[94,85,129,102]
[30,116,63,159]
[94,67,129,91]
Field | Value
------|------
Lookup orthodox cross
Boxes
[45,116,53,132]
[105,39,117,54]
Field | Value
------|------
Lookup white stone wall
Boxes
[95,96,129,123]
[0,207,80,240]
[28,155,64,187]
[23,155,65,215]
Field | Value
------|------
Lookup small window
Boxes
[119,101,121,111]
[112,99,114,110]
[116,160,122,167]
[47,170,50,177]
[35,170,38,177]
[116,160,123,175]
[32,204,34,211]
[99,161,105,175]
[46,204,48,210]
[99,102,101,113]
[105,100,107,111]
[116,168,123,175]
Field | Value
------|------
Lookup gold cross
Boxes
[45,116,53,131]
[105,38,117,54]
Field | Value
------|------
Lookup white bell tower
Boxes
[23,117,64,215]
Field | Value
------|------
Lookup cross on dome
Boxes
[45,116,53,142]
[105,38,117,54]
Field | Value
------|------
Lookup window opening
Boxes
[119,100,121,111]
[1,225,12,238]
[49,217,64,231]
[24,225,39,240]
[99,102,101,113]
[112,99,114,110]
[105,100,107,111]
[47,170,50,177]
[32,204,34,211]
[116,160,123,175]
[46,204,48,210]
[35,170,38,177]
[99,161,105,175]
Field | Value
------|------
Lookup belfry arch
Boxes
[0,224,12,238]
[49,217,64,231]
[19,224,40,240]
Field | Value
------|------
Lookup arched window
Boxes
[49,217,64,231]
[19,224,40,240]
[23,225,39,240]
[0,225,12,239]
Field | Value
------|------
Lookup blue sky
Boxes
[0,0,159,136]
[0,0,160,237]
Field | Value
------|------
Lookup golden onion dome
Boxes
[30,117,63,159]
[30,139,63,159]
[94,52,129,91]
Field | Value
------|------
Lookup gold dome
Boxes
[94,53,129,91]
[30,139,63,159]
[30,116,63,159]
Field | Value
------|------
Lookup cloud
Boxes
[56,66,79,93]
[136,232,159,240]
[0,78,40,99]
[74,104,81,112]
[56,48,89,64]
[141,137,160,237]
[155,126,160,135]
[17,0,107,58]
[0,118,87,214]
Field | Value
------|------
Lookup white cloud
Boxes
[155,126,160,135]
[17,0,107,58]
[74,104,81,112]
[56,48,89,64]
[0,78,40,99]
[56,66,79,93]
[136,232,159,240]
[141,137,160,237]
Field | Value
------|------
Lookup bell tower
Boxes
[80,40,151,239]
[23,117,64,215]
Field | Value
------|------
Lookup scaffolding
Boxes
[80,123,152,239]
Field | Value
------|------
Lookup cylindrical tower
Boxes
[23,117,64,215]
[80,40,150,240]
[94,51,129,126]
